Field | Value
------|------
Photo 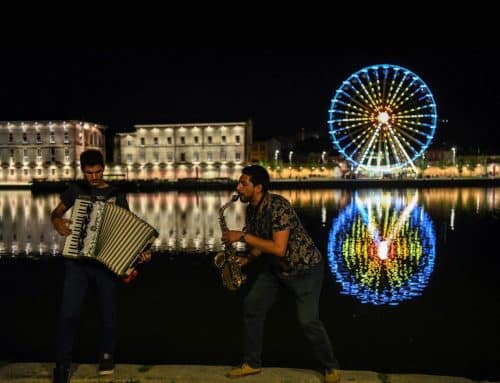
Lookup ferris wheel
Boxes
[328,64,437,174]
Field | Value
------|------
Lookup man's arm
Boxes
[51,202,72,236]
[223,228,290,258]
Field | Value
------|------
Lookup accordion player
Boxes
[62,198,158,278]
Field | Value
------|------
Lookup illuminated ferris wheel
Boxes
[328,64,438,174]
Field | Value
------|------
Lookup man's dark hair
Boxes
[242,165,270,193]
[80,149,105,169]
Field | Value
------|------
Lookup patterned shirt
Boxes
[245,193,321,275]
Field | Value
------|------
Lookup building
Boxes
[250,138,281,164]
[113,121,252,180]
[0,121,106,183]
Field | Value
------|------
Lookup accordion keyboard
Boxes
[62,198,93,257]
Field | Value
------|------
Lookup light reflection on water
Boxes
[0,188,498,258]
[327,189,436,306]
[1,188,499,307]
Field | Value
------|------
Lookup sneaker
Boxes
[225,362,261,378]
[324,368,341,383]
[98,353,115,376]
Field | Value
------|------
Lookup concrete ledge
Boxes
[0,363,498,383]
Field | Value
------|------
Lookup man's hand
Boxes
[221,230,243,246]
[138,249,152,264]
[52,217,72,236]
[237,256,249,266]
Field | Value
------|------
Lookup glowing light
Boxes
[328,190,436,306]
[377,240,389,260]
[377,112,390,124]
[328,64,437,175]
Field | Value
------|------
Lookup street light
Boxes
[289,151,294,164]
[275,150,280,161]
[321,151,326,164]
[451,147,456,166]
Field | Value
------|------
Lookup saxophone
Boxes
[214,194,246,290]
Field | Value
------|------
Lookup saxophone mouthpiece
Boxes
[231,194,240,201]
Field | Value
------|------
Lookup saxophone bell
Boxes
[214,194,246,291]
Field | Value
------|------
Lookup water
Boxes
[0,188,499,380]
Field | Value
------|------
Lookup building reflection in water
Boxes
[0,188,498,259]
[327,190,436,306]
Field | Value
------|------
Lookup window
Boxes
[207,136,212,144]
[126,154,132,163]
[65,169,69,175]
[235,152,241,161]
[180,152,186,162]
[235,135,240,144]
[167,153,173,162]
[221,135,226,144]
[207,152,212,161]
[154,152,159,162]
[51,169,55,175]
[23,169,28,176]
[37,168,42,176]
[8,133,13,143]
[37,149,42,161]
[50,133,55,144]
[10,169,14,176]
[180,136,185,145]
[23,149,28,162]
[153,137,159,145]
[64,132,69,144]
[140,137,145,146]
[194,136,199,144]
[193,152,199,162]
[127,140,132,146]
[23,133,28,144]
[36,133,42,144]
[167,137,172,145]
[221,151,227,161]
[65,149,70,161]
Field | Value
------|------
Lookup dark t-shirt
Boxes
[60,182,129,211]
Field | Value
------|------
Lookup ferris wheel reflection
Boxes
[327,190,436,306]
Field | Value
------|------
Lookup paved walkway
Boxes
[0,363,498,383]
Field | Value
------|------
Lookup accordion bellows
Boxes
[63,198,158,277]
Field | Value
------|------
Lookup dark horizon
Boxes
[1,48,498,153]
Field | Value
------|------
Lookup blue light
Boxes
[327,191,436,306]
[328,64,438,174]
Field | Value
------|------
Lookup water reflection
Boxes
[327,190,436,306]
[0,188,498,259]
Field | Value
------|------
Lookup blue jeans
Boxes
[243,261,339,370]
[56,260,117,366]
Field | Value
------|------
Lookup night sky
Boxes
[1,47,498,154]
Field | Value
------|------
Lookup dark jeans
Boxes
[56,260,117,367]
[243,261,339,370]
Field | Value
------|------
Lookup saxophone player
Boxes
[221,165,341,383]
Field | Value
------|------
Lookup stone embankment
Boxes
[0,363,498,383]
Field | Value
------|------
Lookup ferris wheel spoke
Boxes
[357,125,382,168]
[392,126,425,151]
[329,64,437,175]
[353,74,378,109]
[388,71,410,108]
[387,126,418,172]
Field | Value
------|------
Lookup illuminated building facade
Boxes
[113,121,252,180]
[0,121,106,183]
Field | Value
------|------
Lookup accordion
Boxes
[62,198,158,277]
